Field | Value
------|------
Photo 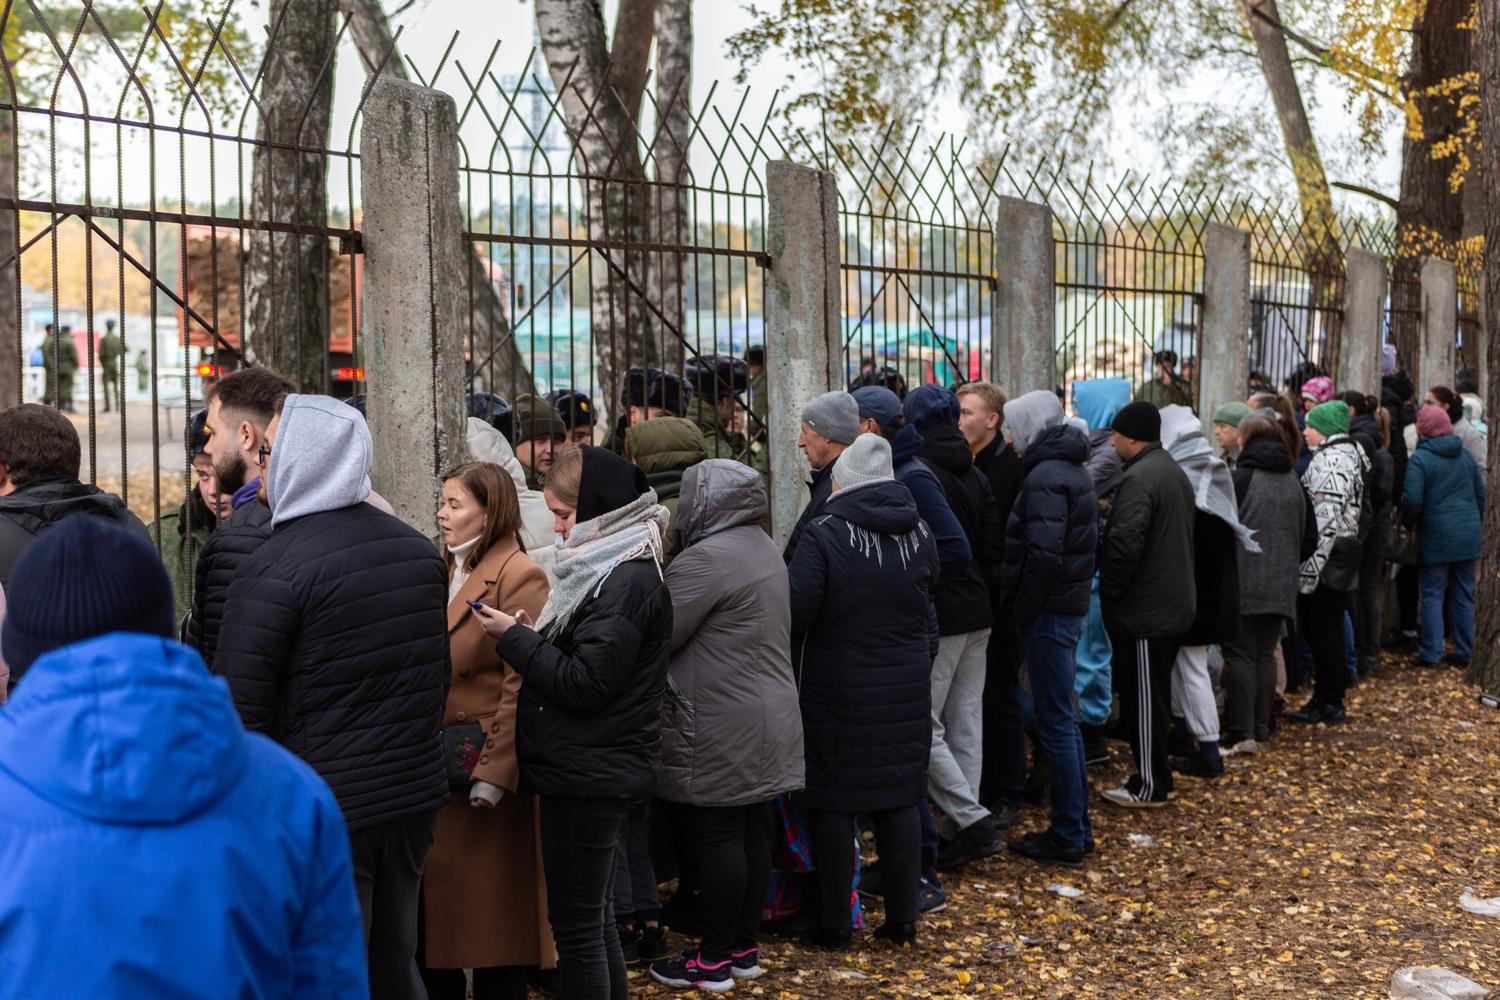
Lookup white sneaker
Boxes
[1101,785,1168,809]
[1224,738,1258,757]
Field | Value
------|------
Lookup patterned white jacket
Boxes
[1298,434,1368,594]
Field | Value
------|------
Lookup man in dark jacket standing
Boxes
[186,367,295,665]
[956,381,1031,820]
[997,390,1098,866]
[1098,402,1196,808]
[215,395,449,1000]
[904,384,1006,870]
[783,391,860,561]
[0,403,147,588]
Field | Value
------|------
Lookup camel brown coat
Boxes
[422,535,556,970]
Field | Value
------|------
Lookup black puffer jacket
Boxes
[1381,373,1412,498]
[185,496,271,665]
[917,423,1003,635]
[214,503,450,832]
[973,432,1024,526]
[1100,443,1197,638]
[0,478,147,587]
[498,446,673,800]
[997,424,1098,625]
[1349,413,1396,519]
[789,478,939,814]
[782,462,834,563]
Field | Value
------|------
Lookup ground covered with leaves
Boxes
[634,657,1500,999]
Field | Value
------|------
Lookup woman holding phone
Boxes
[421,462,553,1000]
[474,445,673,1000]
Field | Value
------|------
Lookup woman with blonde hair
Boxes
[421,461,554,1000]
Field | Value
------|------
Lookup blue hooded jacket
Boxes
[0,633,367,999]
[1072,378,1131,433]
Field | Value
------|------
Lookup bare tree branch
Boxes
[1332,180,1400,209]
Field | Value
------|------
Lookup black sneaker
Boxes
[916,875,947,914]
[989,800,1023,829]
[618,925,642,965]
[730,948,763,980]
[1285,699,1330,724]
[1322,703,1348,724]
[649,951,734,994]
[1082,725,1111,765]
[797,927,852,950]
[1170,754,1224,779]
[872,921,917,946]
[1445,654,1471,669]
[856,864,884,899]
[1083,836,1097,859]
[935,817,1003,871]
[1007,829,1084,868]
[637,924,670,963]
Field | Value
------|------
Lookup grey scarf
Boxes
[536,490,671,638]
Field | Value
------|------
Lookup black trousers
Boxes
[1109,631,1180,802]
[1299,586,1352,709]
[677,801,773,961]
[808,806,920,930]
[349,810,439,1000]
[539,796,629,1000]
[979,624,1027,810]
[1221,614,1283,743]
[1355,528,1388,670]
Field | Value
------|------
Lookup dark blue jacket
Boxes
[0,634,366,998]
[889,423,971,565]
[1403,434,1485,564]
[997,423,1098,624]
[789,479,939,813]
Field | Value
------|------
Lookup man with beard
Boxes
[183,366,295,666]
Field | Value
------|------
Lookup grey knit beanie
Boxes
[800,391,860,445]
[832,433,892,489]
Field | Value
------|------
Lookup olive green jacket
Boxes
[625,416,709,559]
[151,501,215,624]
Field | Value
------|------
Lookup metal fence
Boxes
[5,3,1484,549]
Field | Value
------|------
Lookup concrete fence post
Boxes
[992,196,1055,394]
[360,77,468,538]
[765,160,841,550]
[1338,246,1388,397]
[1200,222,1251,437]
[1420,257,1457,393]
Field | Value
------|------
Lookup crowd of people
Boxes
[0,339,1487,998]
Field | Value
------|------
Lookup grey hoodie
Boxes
[1003,389,1064,455]
[267,394,373,528]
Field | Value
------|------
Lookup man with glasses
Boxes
[184,366,295,666]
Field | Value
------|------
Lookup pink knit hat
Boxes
[1417,404,1453,439]
[1300,375,1335,404]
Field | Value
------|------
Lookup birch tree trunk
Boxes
[1392,0,1471,377]
[1471,0,1500,699]
[535,0,658,424]
[339,0,536,399]
[244,0,338,392]
[1242,0,1343,371]
[0,110,18,407]
[652,0,691,368]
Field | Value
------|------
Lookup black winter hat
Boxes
[187,408,210,458]
[746,345,765,367]
[546,389,595,429]
[684,354,748,400]
[512,394,568,444]
[2,516,175,680]
[621,367,690,416]
[1112,400,1162,443]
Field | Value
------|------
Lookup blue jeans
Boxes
[1343,613,1357,677]
[1073,574,1113,727]
[1022,612,1090,849]
[1418,560,1477,664]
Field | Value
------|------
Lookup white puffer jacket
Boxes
[465,417,559,583]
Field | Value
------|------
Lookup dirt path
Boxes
[633,655,1500,999]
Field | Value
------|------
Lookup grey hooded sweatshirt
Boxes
[267,394,373,528]
[659,460,805,807]
[1003,389,1065,456]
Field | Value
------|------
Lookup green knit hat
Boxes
[1306,400,1350,438]
[1212,401,1250,428]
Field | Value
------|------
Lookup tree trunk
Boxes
[339,0,536,399]
[244,0,337,392]
[1242,0,1343,371]
[535,0,657,425]
[652,0,691,367]
[1472,0,1500,699]
[1392,0,1472,377]
[0,109,17,407]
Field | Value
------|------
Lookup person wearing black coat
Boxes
[479,445,673,999]
[995,391,1098,867]
[903,385,1006,871]
[1382,369,1419,643]
[783,391,861,562]
[1344,392,1396,676]
[214,395,450,1000]
[788,433,940,949]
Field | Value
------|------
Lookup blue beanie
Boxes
[2,516,174,681]
[903,383,961,428]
